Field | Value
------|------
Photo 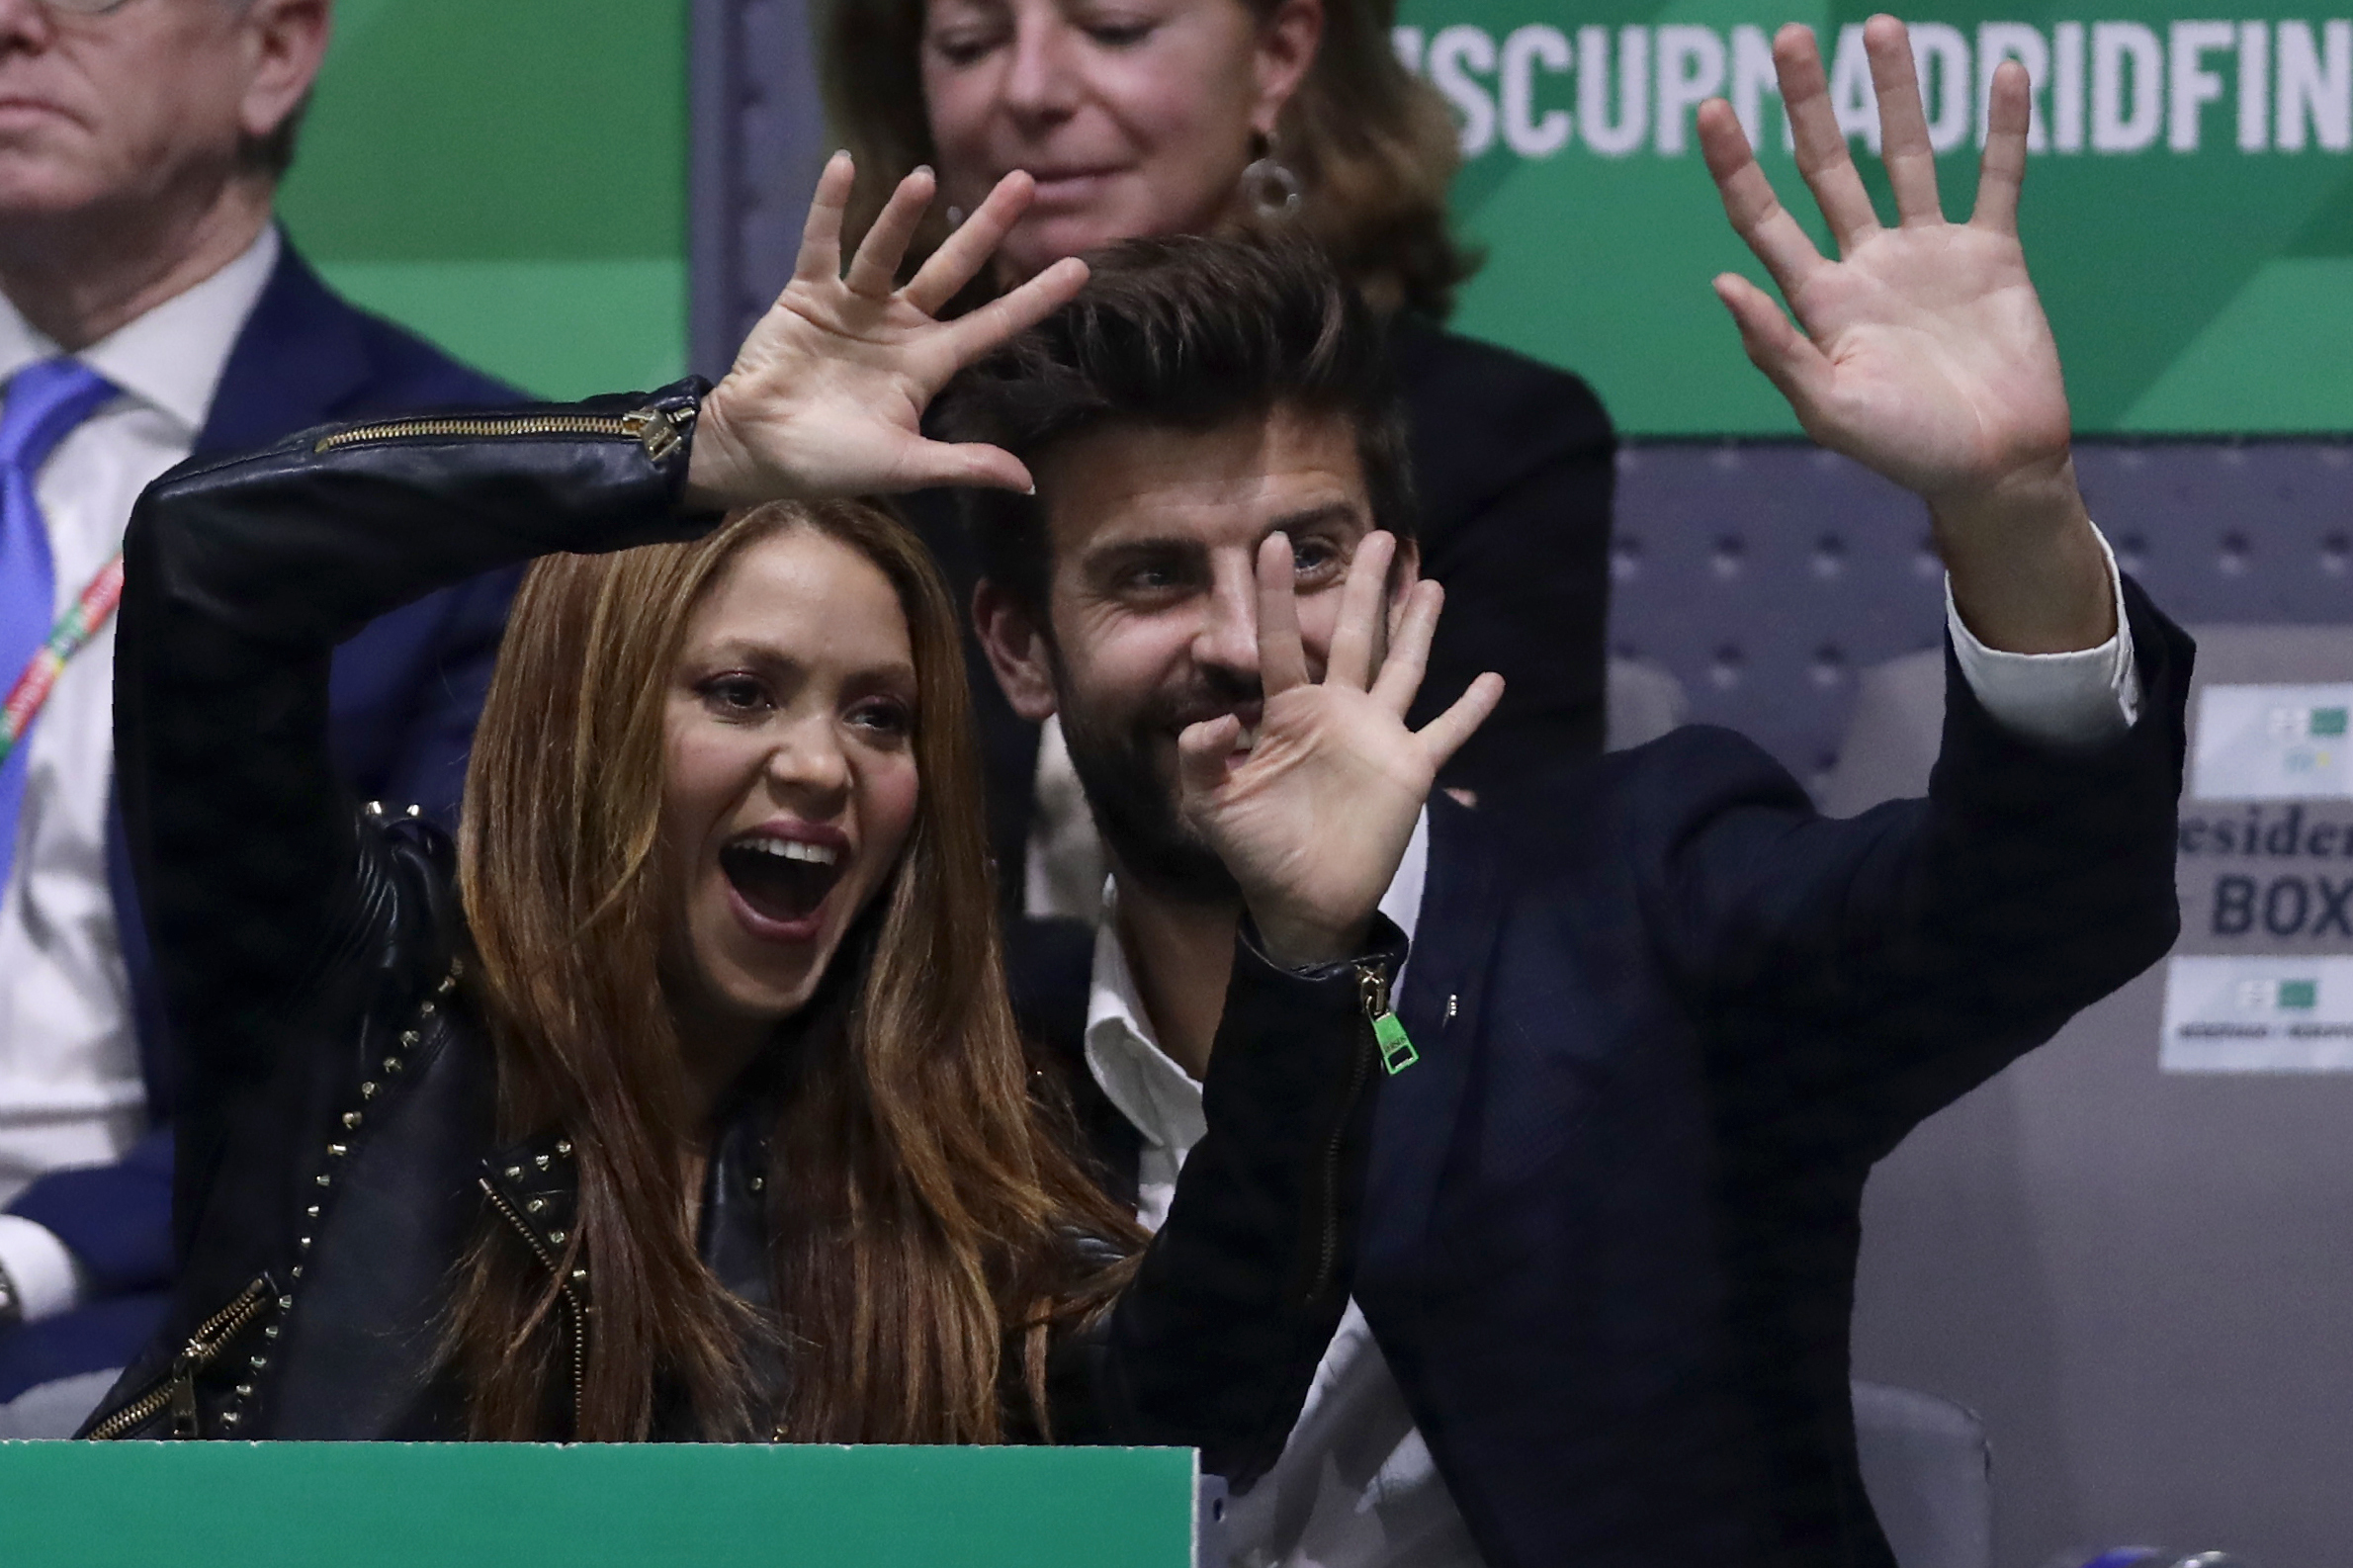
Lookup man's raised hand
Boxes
[1176,533,1502,969]
[684,153,1087,509]
[1699,16,2115,653]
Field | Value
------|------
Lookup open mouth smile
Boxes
[720,832,847,936]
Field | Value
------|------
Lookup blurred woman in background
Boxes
[822,0,1614,902]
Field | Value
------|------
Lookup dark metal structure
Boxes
[688,0,833,385]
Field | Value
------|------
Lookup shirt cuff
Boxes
[1944,521,2141,748]
[0,1214,90,1323]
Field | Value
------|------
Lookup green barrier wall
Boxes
[1399,2,2353,435]
[0,1441,1197,1568]
[277,0,690,400]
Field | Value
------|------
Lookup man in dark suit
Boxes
[946,21,2186,1567]
[0,0,515,1416]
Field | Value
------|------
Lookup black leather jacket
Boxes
[80,381,1396,1474]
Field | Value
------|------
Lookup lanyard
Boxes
[0,552,125,767]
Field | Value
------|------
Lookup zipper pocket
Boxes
[313,404,690,463]
[85,1275,278,1440]
[480,1176,588,1427]
[1301,964,1387,1303]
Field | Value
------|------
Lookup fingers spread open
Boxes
[1973,58,2032,233]
[1777,24,1882,252]
[844,166,936,299]
[1256,533,1310,695]
[1326,531,1394,691]
[1713,273,1834,412]
[1416,672,1506,774]
[906,170,1034,316]
[793,150,855,286]
[1370,578,1440,718]
[1866,16,1944,223]
[940,256,1089,376]
[1699,99,1825,302]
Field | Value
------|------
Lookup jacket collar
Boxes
[479,1109,776,1309]
[480,1130,581,1277]
[195,231,376,460]
[1,224,277,438]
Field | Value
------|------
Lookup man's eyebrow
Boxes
[1081,532,1199,563]
[1076,502,1363,563]
[1264,501,1362,537]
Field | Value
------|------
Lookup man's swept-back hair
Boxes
[937,234,1417,617]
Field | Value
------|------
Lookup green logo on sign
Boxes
[2311,708,2349,738]
[2279,980,2319,1010]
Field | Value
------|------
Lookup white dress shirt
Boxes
[0,226,280,1321]
[1085,535,2140,1568]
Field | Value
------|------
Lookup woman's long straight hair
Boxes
[451,499,1141,1442]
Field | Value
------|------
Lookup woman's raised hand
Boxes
[684,154,1088,509]
[1176,534,1503,970]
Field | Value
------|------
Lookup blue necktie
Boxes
[0,357,118,895]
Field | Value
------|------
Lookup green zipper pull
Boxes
[1357,962,1419,1075]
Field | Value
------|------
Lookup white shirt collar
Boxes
[1085,807,1433,1155]
[0,224,280,438]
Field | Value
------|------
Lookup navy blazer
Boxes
[1022,581,2191,1567]
[0,239,521,1399]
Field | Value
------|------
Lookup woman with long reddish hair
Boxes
[78,161,1435,1461]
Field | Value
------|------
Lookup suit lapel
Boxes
[195,233,373,459]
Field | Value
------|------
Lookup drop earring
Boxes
[1241,131,1302,220]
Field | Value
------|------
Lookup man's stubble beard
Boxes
[1051,652,1250,910]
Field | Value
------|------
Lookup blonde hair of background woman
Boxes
[820,0,1479,316]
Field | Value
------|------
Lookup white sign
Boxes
[1396,18,2353,162]
[2191,683,2353,801]
[2161,954,2353,1071]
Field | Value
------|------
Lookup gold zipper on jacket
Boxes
[85,1275,276,1440]
[480,1176,588,1427]
[313,404,689,463]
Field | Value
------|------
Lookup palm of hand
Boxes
[1183,681,1434,944]
[716,282,953,498]
[686,157,1088,508]
[1169,534,1501,968]
[1699,23,2083,517]
[1789,224,2069,502]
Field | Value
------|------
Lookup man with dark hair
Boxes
[956,232,1421,621]
[0,0,517,1428]
[949,22,2187,1568]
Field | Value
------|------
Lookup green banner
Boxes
[0,1441,1197,1568]
[277,0,689,400]
[1399,3,2353,434]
